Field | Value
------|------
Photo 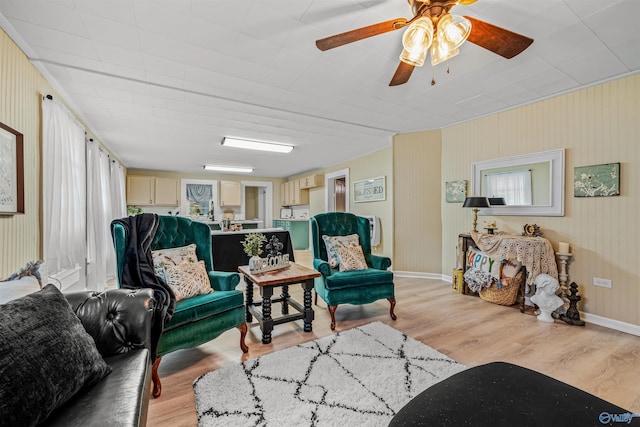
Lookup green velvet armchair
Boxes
[112,215,248,398]
[310,212,396,330]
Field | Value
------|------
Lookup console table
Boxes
[459,232,559,310]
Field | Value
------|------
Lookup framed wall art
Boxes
[445,180,467,203]
[574,163,620,197]
[0,122,24,214]
[354,176,385,203]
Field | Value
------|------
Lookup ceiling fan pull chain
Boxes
[431,69,436,86]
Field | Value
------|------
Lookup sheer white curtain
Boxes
[86,139,113,290]
[110,160,126,220]
[486,170,532,205]
[42,98,86,287]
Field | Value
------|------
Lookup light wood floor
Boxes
[148,251,640,426]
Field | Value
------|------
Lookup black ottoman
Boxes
[390,361,638,426]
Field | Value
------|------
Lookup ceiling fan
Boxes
[315,0,534,86]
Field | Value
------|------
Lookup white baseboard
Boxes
[583,313,640,337]
[395,271,640,337]
[393,271,447,281]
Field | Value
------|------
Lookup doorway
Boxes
[241,181,273,228]
[325,169,349,212]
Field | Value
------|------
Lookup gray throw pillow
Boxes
[0,284,111,426]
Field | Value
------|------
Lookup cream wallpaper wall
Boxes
[392,130,442,274]
[0,29,51,278]
[301,147,394,260]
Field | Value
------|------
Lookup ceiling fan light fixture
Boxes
[221,137,294,153]
[203,165,254,173]
[399,17,434,67]
[430,38,460,66]
[437,14,472,50]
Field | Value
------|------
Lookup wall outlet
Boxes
[593,277,612,288]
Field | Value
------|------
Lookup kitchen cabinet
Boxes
[127,176,154,205]
[273,219,309,250]
[300,174,324,189]
[127,176,179,206]
[220,180,242,206]
[154,177,179,206]
[280,182,290,206]
[280,179,309,206]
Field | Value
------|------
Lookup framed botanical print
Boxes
[445,180,467,203]
[574,163,620,197]
[0,122,24,214]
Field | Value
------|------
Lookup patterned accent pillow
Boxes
[465,247,501,280]
[337,245,368,272]
[322,234,360,268]
[163,260,213,301]
[501,258,522,278]
[152,244,198,281]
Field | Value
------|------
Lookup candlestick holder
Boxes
[555,252,572,307]
[559,282,586,326]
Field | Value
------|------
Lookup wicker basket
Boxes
[479,270,523,306]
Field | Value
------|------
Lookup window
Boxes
[181,179,217,218]
[485,170,532,206]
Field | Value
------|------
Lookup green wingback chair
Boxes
[112,215,248,398]
[310,212,396,330]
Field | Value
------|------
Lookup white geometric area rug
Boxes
[193,322,466,427]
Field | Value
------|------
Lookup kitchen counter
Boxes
[200,219,263,231]
[272,219,309,250]
[210,229,295,272]
[210,227,283,236]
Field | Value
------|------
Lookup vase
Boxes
[249,255,262,271]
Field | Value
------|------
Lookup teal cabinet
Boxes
[273,220,309,250]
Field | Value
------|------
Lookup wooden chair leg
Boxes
[328,305,338,330]
[388,297,397,321]
[314,290,318,306]
[237,323,249,353]
[152,356,162,398]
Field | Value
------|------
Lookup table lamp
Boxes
[463,196,490,232]
[488,197,506,206]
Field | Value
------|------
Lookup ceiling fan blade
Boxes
[389,61,415,86]
[316,18,408,51]
[464,16,533,59]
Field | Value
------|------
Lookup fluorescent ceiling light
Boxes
[221,137,293,153]
[203,165,254,173]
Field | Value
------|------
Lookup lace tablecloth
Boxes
[469,231,558,291]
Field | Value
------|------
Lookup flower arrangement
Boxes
[241,233,267,257]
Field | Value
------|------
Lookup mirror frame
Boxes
[472,148,565,217]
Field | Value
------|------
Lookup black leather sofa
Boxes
[43,288,155,426]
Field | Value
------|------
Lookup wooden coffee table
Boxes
[238,263,320,344]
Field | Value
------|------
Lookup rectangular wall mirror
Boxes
[472,149,565,216]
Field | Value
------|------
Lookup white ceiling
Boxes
[1,0,639,178]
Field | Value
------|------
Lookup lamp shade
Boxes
[463,196,490,208]
[488,197,506,206]
[399,17,434,67]
[437,14,472,50]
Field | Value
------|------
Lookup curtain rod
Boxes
[484,169,532,176]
